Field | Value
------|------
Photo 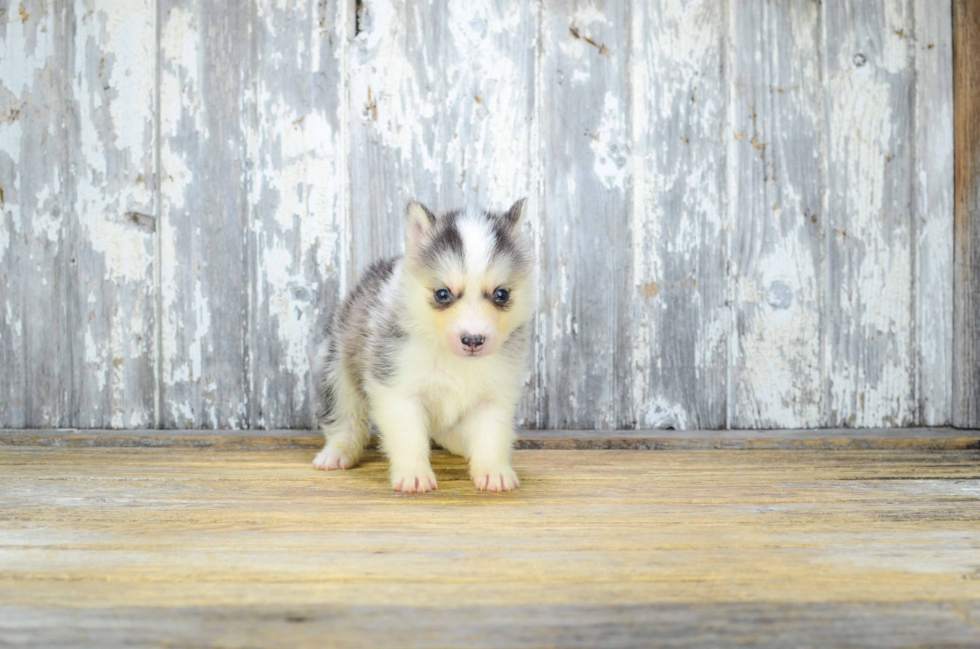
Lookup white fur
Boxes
[458,207,494,276]
[366,329,522,492]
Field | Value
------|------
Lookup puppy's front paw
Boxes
[472,465,519,492]
[391,466,438,493]
[313,447,357,471]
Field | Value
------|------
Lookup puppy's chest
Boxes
[399,352,500,428]
[417,362,491,425]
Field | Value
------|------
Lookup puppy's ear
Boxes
[501,198,527,231]
[405,201,436,251]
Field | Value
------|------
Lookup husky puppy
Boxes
[312,199,533,493]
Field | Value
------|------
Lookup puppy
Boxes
[312,199,534,493]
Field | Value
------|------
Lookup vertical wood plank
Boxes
[630,0,726,429]
[915,0,953,426]
[953,0,980,427]
[823,0,916,427]
[348,0,537,423]
[159,0,250,428]
[0,1,71,427]
[68,0,157,428]
[348,0,535,267]
[247,0,347,428]
[538,0,631,429]
[729,1,824,428]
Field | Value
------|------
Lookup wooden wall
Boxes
[0,0,960,430]
[954,0,980,427]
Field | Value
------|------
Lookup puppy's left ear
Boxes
[501,198,527,231]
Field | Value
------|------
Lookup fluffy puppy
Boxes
[312,199,534,493]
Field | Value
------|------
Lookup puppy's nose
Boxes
[460,334,485,351]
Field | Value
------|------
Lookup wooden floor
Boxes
[2,434,980,647]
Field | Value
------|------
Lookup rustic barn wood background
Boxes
[0,0,964,430]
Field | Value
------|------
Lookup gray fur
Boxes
[500,323,528,359]
[314,257,401,427]
[416,209,465,270]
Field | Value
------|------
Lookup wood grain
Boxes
[0,1,71,427]
[729,1,824,428]
[69,0,158,428]
[347,0,535,269]
[915,0,954,426]
[3,602,980,649]
[0,1,963,431]
[1,443,979,645]
[158,0,250,428]
[954,0,980,427]
[823,0,917,427]
[629,0,728,431]
[538,0,632,429]
[246,0,347,429]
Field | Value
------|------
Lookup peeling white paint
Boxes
[727,0,926,429]
[881,1,911,74]
[827,54,914,427]
[589,92,629,191]
[85,329,106,394]
[171,400,194,426]
[726,1,825,429]
[0,0,956,430]
[0,9,54,99]
[629,0,726,428]
[81,216,152,283]
[188,279,211,384]
[31,185,60,243]
[159,2,204,414]
[257,244,309,375]
[0,211,9,264]
[245,0,350,427]
[644,397,689,430]
[159,6,206,138]
[913,0,954,426]
[67,0,157,427]
[74,1,154,276]
[351,0,531,213]
[159,214,180,388]
[571,2,611,28]
[0,119,23,175]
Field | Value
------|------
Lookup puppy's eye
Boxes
[434,288,452,304]
[492,288,510,304]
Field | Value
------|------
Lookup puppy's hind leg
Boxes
[313,344,370,471]
[313,375,369,470]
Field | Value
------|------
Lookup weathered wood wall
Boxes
[0,0,958,430]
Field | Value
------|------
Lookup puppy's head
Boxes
[403,199,533,358]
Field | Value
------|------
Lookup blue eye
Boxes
[434,288,452,304]
[493,288,510,304]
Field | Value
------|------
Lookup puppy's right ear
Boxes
[405,201,436,251]
[502,197,527,231]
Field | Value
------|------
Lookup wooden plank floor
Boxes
[1,437,980,647]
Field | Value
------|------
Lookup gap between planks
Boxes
[0,428,977,451]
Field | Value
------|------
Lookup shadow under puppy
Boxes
[312,199,534,493]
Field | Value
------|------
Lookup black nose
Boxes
[461,334,485,350]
